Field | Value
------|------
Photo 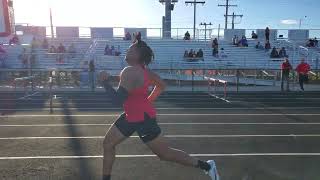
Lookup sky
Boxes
[13,0,320,30]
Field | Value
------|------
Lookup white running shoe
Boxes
[207,160,220,180]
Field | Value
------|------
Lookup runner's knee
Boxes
[103,136,115,150]
[154,148,173,161]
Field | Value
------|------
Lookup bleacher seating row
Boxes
[2,37,319,72]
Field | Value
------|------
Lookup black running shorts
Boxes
[115,113,161,143]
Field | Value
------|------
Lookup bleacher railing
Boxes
[1,68,319,93]
[34,26,320,41]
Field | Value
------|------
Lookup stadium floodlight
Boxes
[159,0,179,38]
[159,0,178,10]
[159,0,178,4]
[299,16,307,29]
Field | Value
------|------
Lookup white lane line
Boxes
[17,92,39,100]
[209,94,231,103]
[1,107,320,111]
[164,134,320,138]
[1,153,320,160]
[1,114,320,118]
[1,122,320,127]
[3,96,320,100]
[1,134,320,140]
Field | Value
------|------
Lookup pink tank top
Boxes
[123,67,156,122]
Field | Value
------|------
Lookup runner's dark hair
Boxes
[131,33,154,65]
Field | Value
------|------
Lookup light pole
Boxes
[49,8,54,39]
[185,0,205,39]
[159,0,178,39]
[48,0,54,39]
[200,22,212,41]
[299,16,307,29]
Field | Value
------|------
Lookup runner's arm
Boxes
[147,70,166,102]
[100,68,136,106]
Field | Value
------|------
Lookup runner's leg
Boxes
[102,124,127,178]
[146,136,211,171]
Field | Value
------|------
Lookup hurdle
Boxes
[49,76,53,114]
[204,76,228,101]
[13,76,37,99]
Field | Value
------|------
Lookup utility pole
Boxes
[200,22,212,41]
[185,0,205,39]
[50,8,54,39]
[218,0,237,29]
[225,12,243,29]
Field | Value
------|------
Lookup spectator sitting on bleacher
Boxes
[265,40,271,50]
[193,50,197,57]
[270,47,279,58]
[279,47,288,58]
[219,48,227,58]
[114,45,121,56]
[123,32,132,41]
[184,31,191,40]
[48,45,56,53]
[307,39,315,47]
[104,45,111,55]
[18,48,29,68]
[9,34,19,45]
[255,41,264,50]
[251,31,258,39]
[188,49,194,58]
[232,35,239,46]
[237,37,242,46]
[184,50,188,58]
[41,39,49,49]
[57,43,66,53]
[306,38,318,47]
[31,37,40,50]
[196,49,204,59]
[238,36,248,47]
[111,46,116,56]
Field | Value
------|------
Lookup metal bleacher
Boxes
[92,38,313,70]
[3,36,318,72]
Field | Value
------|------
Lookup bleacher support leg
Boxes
[224,83,227,99]
[192,69,194,92]
[236,70,240,93]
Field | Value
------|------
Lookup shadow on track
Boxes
[60,98,94,180]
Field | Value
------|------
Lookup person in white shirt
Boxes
[219,48,227,58]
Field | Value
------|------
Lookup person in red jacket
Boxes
[281,58,292,92]
[296,59,310,91]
